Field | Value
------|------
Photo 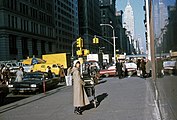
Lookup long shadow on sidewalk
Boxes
[82,93,108,112]
[97,80,107,85]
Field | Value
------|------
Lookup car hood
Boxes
[13,79,42,85]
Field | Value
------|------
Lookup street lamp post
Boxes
[100,23,116,64]
[72,40,77,58]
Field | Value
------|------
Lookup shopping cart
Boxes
[84,79,98,108]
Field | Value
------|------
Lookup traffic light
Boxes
[83,49,90,56]
[93,36,99,44]
[76,37,83,48]
[76,50,82,56]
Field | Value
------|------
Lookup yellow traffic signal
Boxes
[93,37,99,44]
[83,49,90,56]
[76,50,82,56]
[116,54,119,58]
[76,37,83,48]
[76,38,81,47]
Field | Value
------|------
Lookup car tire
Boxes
[105,73,109,77]
[12,92,18,95]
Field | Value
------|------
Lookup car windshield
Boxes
[23,73,43,80]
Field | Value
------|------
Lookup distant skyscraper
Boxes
[123,0,135,39]
[154,0,168,38]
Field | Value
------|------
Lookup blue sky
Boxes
[116,0,146,51]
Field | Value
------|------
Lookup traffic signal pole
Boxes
[72,40,77,58]
[94,35,114,46]
[100,24,116,64]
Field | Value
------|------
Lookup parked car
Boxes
[23,65,33,73]
[99,65,117,77]
[162,60,177,75]
[5,62,19,73]
[124,62,137,77]
[0,83,9,105]
[8,72,59,95]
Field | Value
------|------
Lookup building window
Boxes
[31,22,33,32]
[24,20,26,31]
[41,41,46,54]
[11,16,14,28]
[21,18,23,30]
[15,17,17,28]
[35,24,38,34]
[102,10,105,16]
[22,37,29,58]
[48,27,53,37]
[48,42,52,52]
[30,7,37,19]
[26,21,29,31]
[20,2,28,15]
[8,15,10,27]
[46,3,52,13]
[32,39,38,55]
[40,25,46,35]
[9,35,17,55]
[7,0,17,10]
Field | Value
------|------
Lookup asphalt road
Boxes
[0,77,158,120]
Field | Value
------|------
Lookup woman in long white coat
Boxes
[72,60,90,115]
[15,66,23,82]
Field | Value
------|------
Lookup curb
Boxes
[0,85,69,114]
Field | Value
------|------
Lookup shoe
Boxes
[74,107,82,115]
[74,107,77,113]
[75,110,82,115]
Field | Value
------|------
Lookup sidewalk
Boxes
[0,77,157,120]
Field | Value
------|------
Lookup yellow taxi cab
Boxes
[31,63,60,76]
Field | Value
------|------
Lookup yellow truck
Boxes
[31,63,60,76]
[42,53,71,69]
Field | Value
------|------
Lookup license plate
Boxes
[17,88,31,91]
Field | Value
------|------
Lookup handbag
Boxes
[65,75,72,86]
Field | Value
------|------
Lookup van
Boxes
[32,63,60,76]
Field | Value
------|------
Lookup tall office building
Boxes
[0,0,56,61]
[115,10,130,54]
[54,0,79,53]
[153,1,160,37]
[100,0,116,54]
[154,0,168,37]
[123,0,135,54]
[153,0,169,54]
[78,0,101,53]
[159,0,168,30]
[123,0,135,39]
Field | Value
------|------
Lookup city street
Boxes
[0,77,158,120]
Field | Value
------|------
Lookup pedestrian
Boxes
[145,59,152,77]
[116,59,123,79]
[123,61,127,77]
[47,66,53,78]
[140,59,146,78]
[0,65,5,82]
[59,65,65,82]
[71,60,90,115]
[15,66,24,82]
[67,66,72,76]
[156,58,163,77]
[3,66,11,84]
[136,59,141,70]
[65,65,73,86]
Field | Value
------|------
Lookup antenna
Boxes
[127,0,130,5]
